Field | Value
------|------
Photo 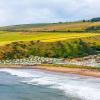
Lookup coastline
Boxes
[0,64,100,78]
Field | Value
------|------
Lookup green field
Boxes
[0,31,100,45]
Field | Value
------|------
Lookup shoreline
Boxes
[0,64,100,78]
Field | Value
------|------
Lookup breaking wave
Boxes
[0,68,100,100]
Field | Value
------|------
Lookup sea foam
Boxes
[0,68,100,100]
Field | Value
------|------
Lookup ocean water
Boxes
[0,68,100,100]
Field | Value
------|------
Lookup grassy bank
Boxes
[0,38,99,59]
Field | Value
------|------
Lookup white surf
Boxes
[0,68,100,100]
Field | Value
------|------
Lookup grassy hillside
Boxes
[1,21,100,32]
[0,31,99,60]
[0,38,99,60]
[0,18,99,60]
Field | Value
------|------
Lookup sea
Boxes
[0,68,100,100]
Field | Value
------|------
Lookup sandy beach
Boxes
[0,64,100,78]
